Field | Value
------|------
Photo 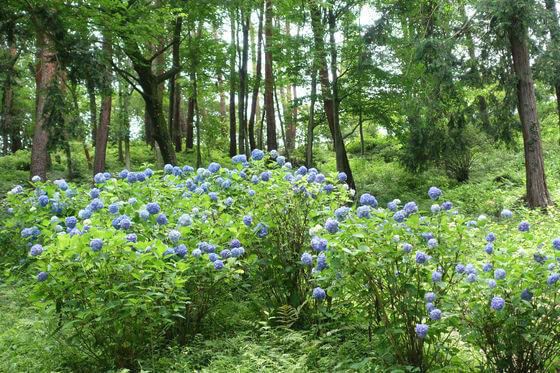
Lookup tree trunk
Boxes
[264,0,277,151]
[93,32,112,175]
[87,80,97,146]
[186,93,195,149]
[229,9,237,157]
[30,15,58,180]
[194,73,202,168]
[168,16,183,152]
[545,0,560,144]
[306,69,317,167]
[144,104,154,146]
[274,83,288,157]
[248,4,264,150]
[238,10,250,155]
[508,19,552,208]
[285,22,297,153]
[0,20,19,155]
[359,106,365,156]
[118,139,124,163]
[124,136,131,170]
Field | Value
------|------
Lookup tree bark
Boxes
[0,20,19,155]
[229,9,237,157]
[86,80,97,146]
[306,69,317,167]
[264,0,277,151]
[238,10,250,155]
[545,0,560,143]
[508,18,552,208]
[248,4,264,150]
[93,32,112,175]
[168,16,183,152]
[30,13,58,180]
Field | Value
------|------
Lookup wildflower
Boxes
[387,201,398,211]
[232,154,247,164]
[547,273,560,285]
[403,243,413,253]
[192,249,202,258]
[32,175,42,183]
[404,202,418,215]
[485,243,494,255]
[178,214,192,226]
[108,203,119,215]
[426,302,435,312]
[139,210,149,220]
[393,210,406,223]
[334,206,351,220]
[466,273,477,283]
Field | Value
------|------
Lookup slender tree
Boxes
[93,31,112,175]
[264,0,277,151]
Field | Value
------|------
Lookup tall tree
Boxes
[507,6,552,208]
[248,3,264,150]
[0,18,21,154]
[228,9,237,157]
[544,0,560,142]
[93,31,112,175]
[168,16,183,152]
[238,9,250,155]
[264,0,277,151]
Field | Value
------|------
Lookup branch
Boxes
[111,61,144,96]
[156,65,182,83]
[343,122,362,140]
[148,33,188,63]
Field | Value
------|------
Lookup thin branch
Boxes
[111,61,144,96]
[156,65,182,83]
[148,33,189,63]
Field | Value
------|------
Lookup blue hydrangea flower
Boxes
[38,195,49,207]
[430,204,440,214]
[256,223,268,238]
[337,172,347,182]
[485,243,494,255]
[232,154,247,164]
[306,173,316,183]
[311,237,328,251]
[78,208,92,220]
[164,164,174,174]
[144,168,154,177]
[178,214,192,226]
[32,175,42,183]
[334,206,351,220]
[521,288,533,301]
[248,189,256,197]
[404,201,418,215]
[139,209,149,220]
[108,203,119,215]
[65,216,78,229]
[415,324,429,339]
[90,239,103,252]
[491,296,505,310]
[192,248,202,257]
[465,264,477,275]
[269,149,278,159]
[94,172,106,184]
[432,271,442,282]
[494,268,506,280]
[120,216,131,230]
[296,166,307,175]
[315,174,326,184]
[415,251,428,264]
[208,162,221,173]
[229,239,241,249]
[357,206,371,219]
[393,210,405,223]
[359,193,378,207]
[301,252,313,266]
[251,149,264,160]
[429,308,442,321]
[126,233,137,243]
[518,221,530,232]
[441,201,453,211]
[486,232,496,242]
[220,249,231,259]
[387,200,398,211]
[168,230,181,243]
[325,218,339,234]
[209,192,218,201]
[156,214,168,225]
[214,260,224,270]
[317,252,327,270]
[427,238,438,249]
[425,292,436,303]
[483,263,493,273]
[90,188,101,199]
[208,253,218,262]
[547,273,560,285]
[426,302,435,312]
[243,215,253,226]
[231,247,245,257]
[37,271,48,282]
[128,198,137,205]
[323,184,334,193]
[118,169,129,179]
[312,287,326,300]
[487,279,497,288]
[175,244,187,258]
[30,244,43,256]
[466,273,477,283]
[500,209,513,218]
[534,253,546,264]
[402,243,413,253]
[146,202,160,215]
[163,247,175,257]
[553,238,560,250]
[428,186,442,200]
[456,264,465,274]
[54,179,69,191]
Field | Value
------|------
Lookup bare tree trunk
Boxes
[508,18,552,208]
[264,0,277,151]
[194,73,202,168]
[87,80,97,146]
[229,10,237,156]
[0,20,19,155]
[186,92,195,149]
[238,9,250,155]
[274,83,288,157]
[118,139,124,163]
[248,4,264,150]
[168,16,183,152]
[545,0,560,144]
[285,22,297,153]
[30,13,58,180]
[144,104,154,146]
[93,32,112,175]
[306,69,317,167]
